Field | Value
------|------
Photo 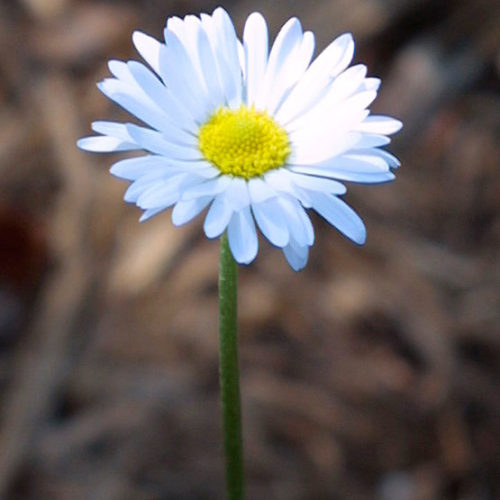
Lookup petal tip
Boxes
[76,138,88,150]
[212,6,230,19]
[132,30,146,43]
[247,11,265,22]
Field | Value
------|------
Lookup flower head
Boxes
[78,8,402,270]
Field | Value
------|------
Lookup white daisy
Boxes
[78,7,402,271]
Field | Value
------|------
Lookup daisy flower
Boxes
[78,7,402,270]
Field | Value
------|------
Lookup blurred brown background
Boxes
[0,0,499,499]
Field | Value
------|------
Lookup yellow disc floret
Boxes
[198,105,291,180]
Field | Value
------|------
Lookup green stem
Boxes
[218,232,244,500]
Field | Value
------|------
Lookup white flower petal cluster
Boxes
[78,8,402,270]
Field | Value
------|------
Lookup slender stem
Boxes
[218,232,244,500]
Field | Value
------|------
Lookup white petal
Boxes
[339,153,389,170]
[290,165,395,184]
[200,13,238,108]
[352,148,400,168]
[137,189,180,210]
[355,115,403,135]
[204,194,233,238]
[311,193,366,244]
[172,195,213,226]
[137,173,201,209]
[361,77,381,92]
[161,29,212,121]
[227,207,258,264]
[288,90,376,165]
[327,64,368,102]
[252,198,289,247]
[276,33,354,124]
[285,64,367,133]
[170,15,224,111]
[127,61,198,134]
[327,33,356,78]
[133,175,184,207]
[288,89,375,140]
[124,171,172,203]
[353,134,391,149]
[248,177,277,203]
[110,156,215,181]
[264,169,296,195]
[262,170,313,209]
[282,239,309,271]
[190,17,225,107]
[292,154,389,174]
[176,162,220,178]
[333,171,395,183]
[255,17,303,110]
[181,175,230,200]
[165,16,184,38]
[224,177,250,211]
[108,60,136,85]
[291,132,363,165]
[77,136,137,152]
[295,200,315,245]
[265,30,315,115]
[139,207,167,222]
[125,124,202,160]
[277,196,314,247]
[243,12,268,106]
[238,40,245,79]
[167,15,196,62]
[288,171,346,194]
[110,155,171,181]
[91,121,134,142]
[212,7,242,108]
[132,31,164,75]
[97,79,171,132]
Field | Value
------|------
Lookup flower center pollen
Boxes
[198,106,291,179]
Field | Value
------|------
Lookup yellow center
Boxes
[198,106,291,179]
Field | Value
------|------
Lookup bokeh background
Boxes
[0,0,499,499]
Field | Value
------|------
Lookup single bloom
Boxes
[78,7,402,270]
